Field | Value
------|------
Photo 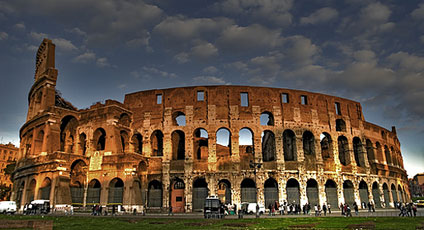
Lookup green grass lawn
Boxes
[0,215,423,229]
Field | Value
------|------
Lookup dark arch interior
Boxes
[241,178,256,188]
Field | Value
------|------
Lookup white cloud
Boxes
[387,52,424,72]
[52,38,78,52]
[30,32,48,41]
[192,76,229,85]
[411,3,424,20]
[284,35,319,65]
[142,66,177,78]
[0,32,8,40]
[96,57,110,67]
[174,52,189,64]
[300,7,338,25]
[14,23,25,30]
[361,2,391,23]
[190,42,218,59]
[73,51,96,63]
[203,66,218,74]
[67,27,87,37]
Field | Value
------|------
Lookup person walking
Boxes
[412,204,417,217]
[328,203,331,214]
[323,203,327,216]
[256,203,260,218]
[314,204,318,216]
[353,202,359,216]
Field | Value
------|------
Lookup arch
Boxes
[33,130,44,154]
[303,131,315,156]
[70,160,87,204]
[262,130,276,162]
[353,137,364,167]
[118,113,131,126]
[264,178,278,209]
[306,179,319,206]
[375,142,383,162]
[79,133,87,155]
[372,182,382,208]
[336,119,346,132]
[108,178,124,204]
[93,128,106,151]
[172,111,186,126]
[131,133,143,154]
[260,111,274,126]
[320,133,332,159]
[26,179,36,203]
[87,179,101,204]
[151,130,164,156]
[391,184,398,203]
[120,130,129,152]
[384,145,392,165]
[383,183,390,208]
[60,115,78,153]
[286,178,300,204]
[171,178,185,213]
[39,177,51,200]
[148,180,162,208]
[194,128,208,160]
[366,139,375,164]
[239,128,254,154]
[325,179,338,208]
[338,136,349,166]
[218,179,232,204]
[216,128,231,156]
[397,184,404,203]
[283,130,297,161]
[171,130,185,160]
[359,180,369,205]
[241,178,256,203]
[343,180,355,205]
[16,181,25,209]
[192,178,208,210]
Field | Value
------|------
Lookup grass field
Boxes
[0,215,423,229]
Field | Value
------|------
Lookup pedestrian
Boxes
[340,203,344,216]
[328,203,331,214]
[256,203,260,218]
[407,203,412,217]
[346,205,352,217]
[412,204,417,217]
[353,202,359,216]
[168,205,173,216]
[314,204,318,216]
[112,205,116,216]
[70,205,74,215]
[323,203,327,216]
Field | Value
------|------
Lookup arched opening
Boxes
[397,185,404,203]
[260,111,274,126]
[70,160,87,205]
[336,119,346,132]
[120,130,129,152]
[118,113,131,127]
[33,130,44,154]
[132,181,142,206]
[359,180,369,205]
[343,180,355,206]
[194,128,208,160]
[216,128,231,156]
[264,178,278,209]
[338,136,349,166]
[306,179,319,206]
[171,130,185,160]
[262,130,276,162]
[303,131,315,156]
[60,115,78,153]
[218,180,232,205]
[93,128,106,151]
[385,145,392,165]
[375,142,383,163]
[320,133,332,159]
[16,181,25,209]
[391,184,398,203]
[131,133,143,154]
[325,179,338,208]
[372,182,382,208]
[239,128,253,154]
[286,179,300,205]
[148,180,162,208]
[353,137,364,167]
[366,139,376,173]
[173,111,186,126]
[192,178,208,210]
[151,130,164,156]
[171,178,185,213]
[26,179,36,203]
[87,179,101,205]
[79,133,87,155]
[39,178,51,200]
[108,178,124,204]
[383,183,390,208]
[283,130,297,161]
[241,178,256,203]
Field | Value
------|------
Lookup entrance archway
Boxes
[264,178,278,209]
[218,180,231,204]
[39,178,51,200]
[286,179,300,205]
[383,183,390,208]
[306,179,319,206]
[87,179,101,205]
[171,178,185,213]
[108,178,124,204]
[372,182,381,208]
[148,180,162,208]
[26,179,36,203]
[359,181,369,205]
[343,180,355,206]
[325,179,338,208]
[391,184,398,203]
[241,178,256,203]
[192,178,208,210]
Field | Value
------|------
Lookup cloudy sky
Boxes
[0,0,423,177]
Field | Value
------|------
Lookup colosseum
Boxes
[11,39,410,213]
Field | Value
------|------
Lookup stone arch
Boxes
[241,178,256,203]
[108,178,124,204]
[283,129,297,161]
[120,130,129,152]
[216,128,231,156]
[93,128,106,151]
[192,178,208,210]
[171,130,185,160]
[338,136,349,166]
[87,179,101,204]
[353,137,364,167]
[343,180,355,205]
[151,130,164,156]
[16,181,25,209]
[70,159,87,204]
[264,178,278,208]
[306,179,319,206]
[397,184,404,203]
[131,133,143,154]
[382,183,390,208]
[239,128,254,154]
[79,133,87,155]
[325,179,338,208]
[194,128,208,160]
[218,179,232,204]
[303,131,315,156]
[260,111,274,126]
[33,129,44,154]
[320,133,334,170]
[39,177,51,200]
[26,179,36,203]
[336,119,346,132]
[118,113,131,127]
[148,180,162,208]
[372,182,382,208]
[262,130,276,162]
[375,142,383,163]
[171,178,185,212]
[60,115,78,153]
[359,180,369,205]
[384,145,392,165]
[391,184,398,203]
[286,178,300,205]
[172,111,186,126]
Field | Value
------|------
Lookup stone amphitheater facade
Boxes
[12,39,410,212]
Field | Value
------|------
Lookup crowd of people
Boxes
[396,202,418,217]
